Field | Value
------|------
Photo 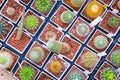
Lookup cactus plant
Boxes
[35,0,52,13]
[117,1,120,10]
[70,0,84,8]
[6,7,15,16]
[29,47,45,63]
[110,50,120,67]
[24,15,38,30]
[80,52,99,68]
[68,71,84,80]
[45,30,57,41]
[0,21,7,36]
[76,23,89,36]
[60,11,74,23]
[101,68,117,80]
[49,61,62,73]
[94,35,108,49]
[108,17,119,28]
[19,66,35,80]
[46,40,71,53]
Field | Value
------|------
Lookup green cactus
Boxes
[29,47,45,63]
[70,0,84,8]
[35,0,52,13]
[110,50,120,67]
[76,23,89,36]
[0,56,7,65]
[80,52,99,68]
[60,11,74,23]
[24,15,38,30]
[0,21,7,36]
[108,17,119,28]
[101,68,117,80]
[19,66,35,80]
[68,71,84,80]
[94,35,108,49]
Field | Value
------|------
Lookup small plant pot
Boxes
[69,17,93,43]
[15,60,39,80]
[64,65,88,80]
[97,0,113,5]
[20,0,31,5]
[99,11,120,34]
[1,0,25,23]
[107,43,120,67]
[62,0,86,11]
[26,41,50,68]
[0,47,19,71]
[23,10,44,36]
[51,5,76,30]
[37,72,54,80]
[44,54,69,79]
[111,0,120,13]
[0,17,13,41]
[7,28,32,53]
[61,35,81,61]
[31,0,56,16]
[95,62,118,80]
[87,30,112,53]
[39,23,63,44]
[76,47,100,72]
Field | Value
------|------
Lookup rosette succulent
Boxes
[76,23,89,36]
[108,17,119,28]
[94,35,108,49]
[25,15,38,30]
[101,68,117,80]
[29,47,45,63]
[61,11,74,23]
[110,50,120,67]
[70,0,84,8]
[19,66,35,80]
[0,21,7,36]
[35,0,52,13]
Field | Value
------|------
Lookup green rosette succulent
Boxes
[108,17,119,28]
[0,21,7,36]
[19,66,35,80]
[35,0,52,13]
[110,50,120,67]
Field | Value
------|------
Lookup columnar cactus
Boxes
[108,17,119,28]
[70,0,84,8]
[0,21,7,36]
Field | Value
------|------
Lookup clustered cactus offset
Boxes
[0,21,7,36]
[110,50,120,67]
[70,0,84,8]
[35,0,52,13]
[108,17,119,28]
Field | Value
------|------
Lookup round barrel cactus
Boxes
[70,0,84,8]
[108,17,119,28]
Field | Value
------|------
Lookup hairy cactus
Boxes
[0,21,7,36]
[108,17,119,28]
[76,23,89,36]
[45,30,57,41]
[60,11,74,23]
[68,71,84,80]
[29,47,45,63]
[49,61,62,73]
[94,35,108,49]
[70,0,84,8]
[6,7,15,16]
[24,15,38,30]
[110,50,120,67]
[46,40,71,53]
[35,0,52,13]
[117,1,120,9]
[101,68,117,80]
[80,52,99,68]
[19,66,35,80]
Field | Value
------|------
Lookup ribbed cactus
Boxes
[94,35,108,49]
[70,0,84,8]
[110,50,120,67]
[108,17,119,28]
[29,47,45,63]
[0,21,7,36]
[46,40,71,53]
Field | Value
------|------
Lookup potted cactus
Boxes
[108,17,119,28]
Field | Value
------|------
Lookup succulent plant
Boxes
[6,7,15,16]
[101,68,117,80]
[0,21,7,36]
[110,50,120,67]
[60,11,74,23]
[0,51,14,69]
[108,17,119,27]
[46,40,71,53]
[117,1,120,9]
[70,0,84,8]
[49,61,62,73]
[24,15,38,30]
[94,35,108,49]
[76,23,89,36]
[35,0,52,13]
[68,71,84,80]
[80,52,99,68]
[45,30,57,41]
[19,66,35,80]
[29,47,45,63]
